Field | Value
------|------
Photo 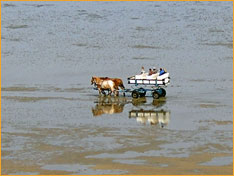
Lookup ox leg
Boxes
[116,89,119,96]
[98,88,102,95]
[101,89,106,95]
[112,88,117,97]
[118,86,124,96]
[114,86,119,97]
[121,87,125,96]
[108,89,112,96]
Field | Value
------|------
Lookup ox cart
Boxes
[93,72,170,99]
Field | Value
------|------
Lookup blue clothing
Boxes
[159,70,165,76]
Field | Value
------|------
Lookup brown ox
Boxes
[91,76,117,96]
[91,76,125,96]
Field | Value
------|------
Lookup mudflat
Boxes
[2,1,233,175]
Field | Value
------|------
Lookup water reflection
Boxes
[131,97,167,108]
[92,96,128,116]
[152,98,167,108]
[92,96,169,124]
[132,97,147,106]
[129,109,170,128]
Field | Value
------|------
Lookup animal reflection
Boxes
[129,109,170,128]
[92,96,127,116]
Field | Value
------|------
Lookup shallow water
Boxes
[1,1,233,175]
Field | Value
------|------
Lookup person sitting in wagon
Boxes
[152,67,158,74]
[141,66,145,74]
[159,68,165,76]
[148,68,154,76]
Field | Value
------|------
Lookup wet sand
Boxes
[2,1,233,175]
[2,115,233,174]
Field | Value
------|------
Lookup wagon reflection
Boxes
[92,96,127,116]
[129,109,170,128]
[91,96,169,123]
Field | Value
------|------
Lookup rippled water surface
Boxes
[2,1,233,175]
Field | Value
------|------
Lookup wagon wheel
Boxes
[132,90,139,98]
[152,91,160,99]
[161,88,166,97]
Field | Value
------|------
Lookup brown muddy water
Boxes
[1,1,233,175]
